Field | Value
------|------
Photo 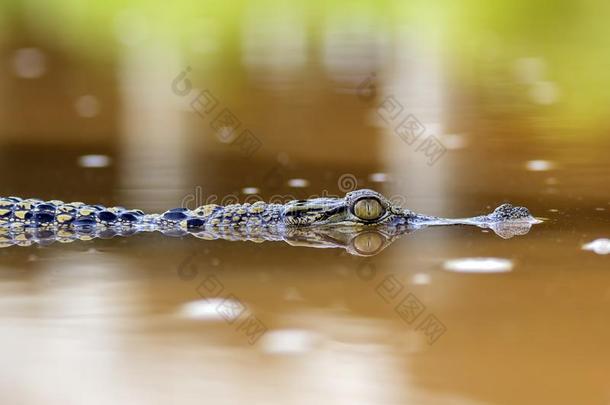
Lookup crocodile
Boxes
[0,189,541,253]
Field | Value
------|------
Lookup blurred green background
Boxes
[0,0,608,209]
[3,0,610,129]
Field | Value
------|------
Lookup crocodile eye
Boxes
[353,198,384,221]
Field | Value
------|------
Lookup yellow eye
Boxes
[353,198,384,221]
[352,231,385,254]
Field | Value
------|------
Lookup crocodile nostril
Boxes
[490,204,532,220]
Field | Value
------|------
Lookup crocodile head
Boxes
[282,189,410,227]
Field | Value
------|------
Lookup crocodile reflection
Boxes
[0,220,536,256]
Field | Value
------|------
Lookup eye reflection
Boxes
[351,231,385,255]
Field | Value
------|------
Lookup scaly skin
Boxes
[0,189,541,251]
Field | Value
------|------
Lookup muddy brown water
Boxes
[0,130,609,405]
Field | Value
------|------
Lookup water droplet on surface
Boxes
[582,239,610,255]
[179,298,240,322]
[525,160,554,171]
[439,133,467,150]
[443,258,513,273]
[287,178,309,188]
[368,173,389,183]
[78,155,111,167]
[242,187,260,195]
[261,329,318,355]
[77,155,111,168]
[412,273,431,285]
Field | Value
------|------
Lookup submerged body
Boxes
[0,189,541,252]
